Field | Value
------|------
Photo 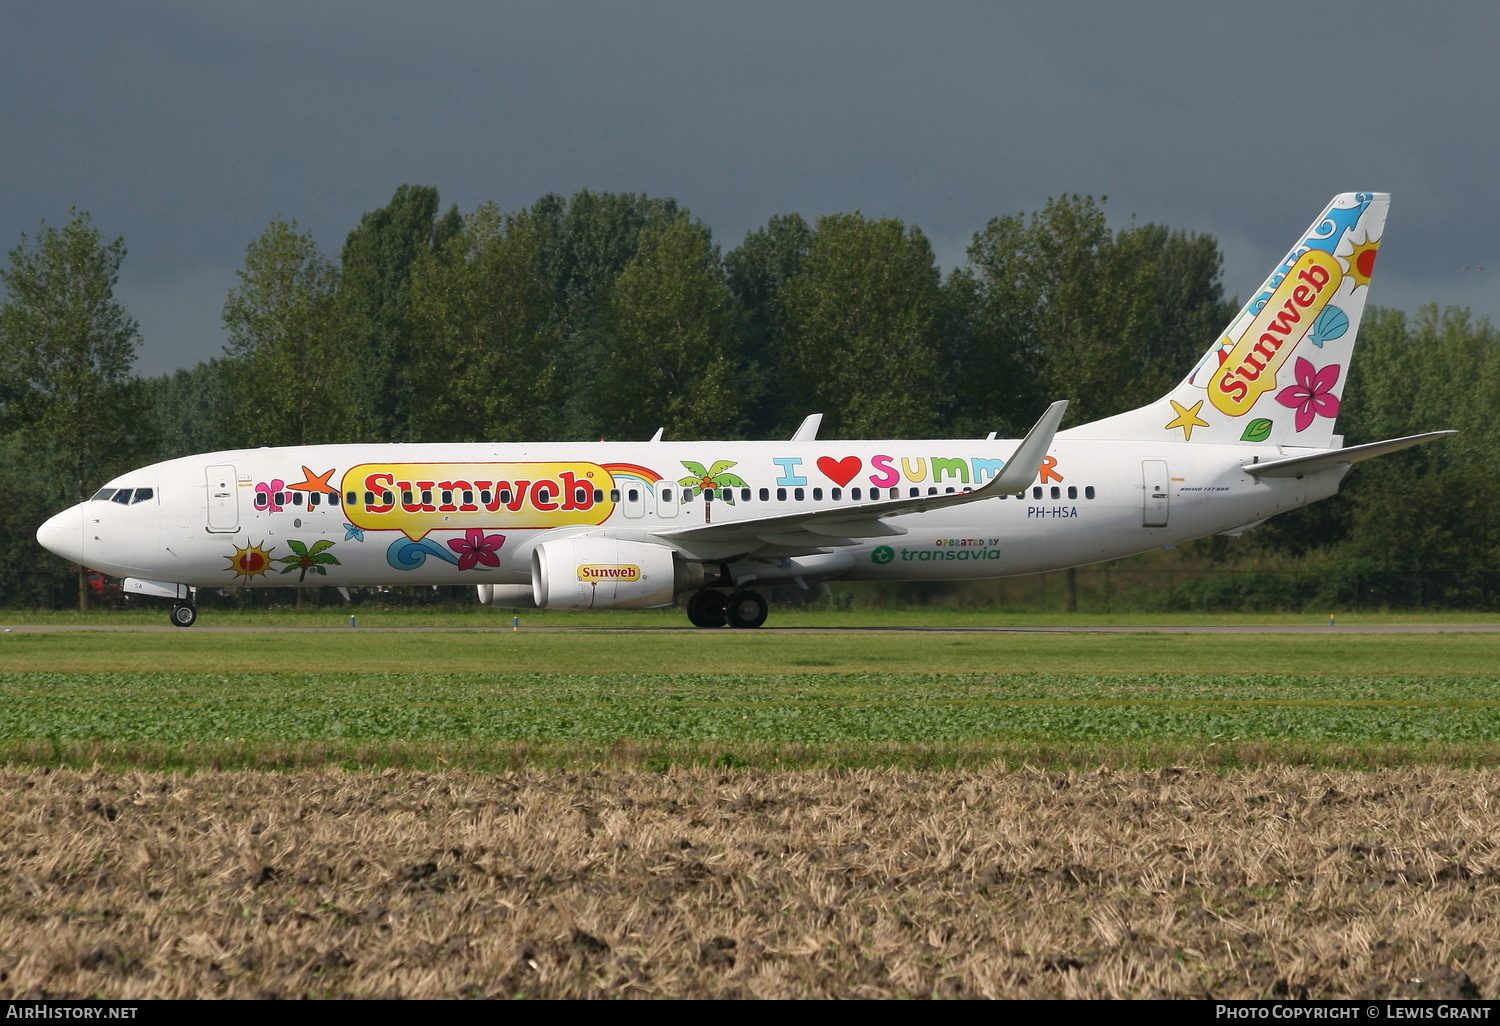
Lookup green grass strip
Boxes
[3,672,1499,752]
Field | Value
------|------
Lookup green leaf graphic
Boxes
[1241,418,1273,442]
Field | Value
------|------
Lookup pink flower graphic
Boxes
[1275,358,1342,432]
[447,529,505,571]
[254,479,286,512]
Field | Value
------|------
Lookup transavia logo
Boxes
[871,546,895,565]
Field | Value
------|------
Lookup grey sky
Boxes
[4,1,1498,376]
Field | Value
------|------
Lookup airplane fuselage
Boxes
[45,437,1342,592]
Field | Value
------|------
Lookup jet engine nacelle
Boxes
[476,584,537,607]
[531,538,701,610]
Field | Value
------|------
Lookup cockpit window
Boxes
[92,488,116,502]
[111,489,134,504]
[130,488,153,504]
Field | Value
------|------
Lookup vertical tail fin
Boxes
[1065,192,1389,447]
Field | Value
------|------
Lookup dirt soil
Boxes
[0,765,1495,999]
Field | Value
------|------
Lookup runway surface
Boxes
[5,624,1499,634]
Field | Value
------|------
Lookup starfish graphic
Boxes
[1164,399,1210,441]
[287,465,338,494]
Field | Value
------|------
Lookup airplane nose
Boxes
[36,507,85,564]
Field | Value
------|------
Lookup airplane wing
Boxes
[1243,430,1456,478]
[655,401,1068,557]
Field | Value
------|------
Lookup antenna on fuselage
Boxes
[649,427,664,442]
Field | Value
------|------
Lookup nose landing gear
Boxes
[169,587,198,627]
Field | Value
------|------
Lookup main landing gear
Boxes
[686,589,768,629]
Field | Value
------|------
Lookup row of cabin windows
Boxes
[1013,485,1096,500]
[255,490,344,509]
[245,481,1100,512]
[91,487,155,505]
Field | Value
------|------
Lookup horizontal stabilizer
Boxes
[1243,431,1456,478]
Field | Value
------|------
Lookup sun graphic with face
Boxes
[1344,238,1380,288]
[225,541,275,582]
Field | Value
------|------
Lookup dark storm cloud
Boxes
[3,1,1497,374]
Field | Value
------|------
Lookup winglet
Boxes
[791,414,823,441]
[980,400,1069,496]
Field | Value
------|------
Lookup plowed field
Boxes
[1,765,1494,999]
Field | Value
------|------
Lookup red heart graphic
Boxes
[816,456,862,487]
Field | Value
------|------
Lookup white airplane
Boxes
[37,192,1452,628]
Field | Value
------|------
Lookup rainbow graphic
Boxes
[601,462,663,493]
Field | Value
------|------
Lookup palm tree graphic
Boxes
[678,460,748,524]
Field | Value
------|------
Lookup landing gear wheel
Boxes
[686,590,727,628]
[725,590,768,629]
[169,604,197,628]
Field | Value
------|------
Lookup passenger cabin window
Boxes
[851,487,861,500]
[499,489,513,505]
[1085,486,1096,499]
[480,489,492,505]
[349,491,359,506]
[1067,486,1077,499]
[794,488,805,501]
[741,488,750,502]
[812,488,823,501]
[609,489,621,502]
[1032,487,1043,499]
[759,488,769,501]
[93,488,116,502]
[292,492,304,506]
[777,488,787,501]
[309,492,321,507]
[832,488,842,500]
[1050,486,1060,500]
[661,487,672,502]
[328,492,340,506]
[593,489,604,503]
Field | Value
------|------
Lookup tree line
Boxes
[0,188,1494,609]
